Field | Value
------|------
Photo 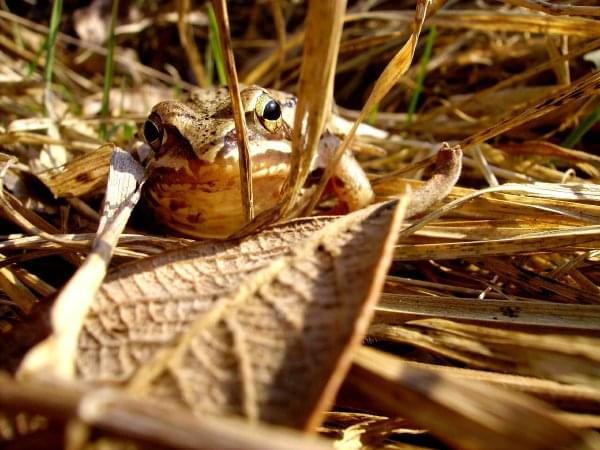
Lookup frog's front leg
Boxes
[313,133,374,211]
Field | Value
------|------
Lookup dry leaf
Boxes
[36,144,113,198]
[20,148,146,378]
[403,142,462,218]
[75,200,405,429]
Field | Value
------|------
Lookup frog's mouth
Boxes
[248,149,291,179]
[215,128,292,160]
[152,123,197,161]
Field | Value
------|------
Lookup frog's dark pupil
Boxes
[144,120,162,143]
[262,100,281,121]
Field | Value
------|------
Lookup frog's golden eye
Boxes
[143,113,164,150]
[255,93,282,133]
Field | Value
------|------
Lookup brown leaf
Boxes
[36,144,112,198]
[75,200,406,430]
[20,148,146,378]
[76,216,339,381]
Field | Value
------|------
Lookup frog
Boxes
[141,85,374,239]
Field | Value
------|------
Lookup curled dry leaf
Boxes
[404,142,463,218]
[74,200,406,430]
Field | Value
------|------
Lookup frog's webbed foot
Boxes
[405,143,463,218]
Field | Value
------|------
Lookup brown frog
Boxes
[141,85,374,239]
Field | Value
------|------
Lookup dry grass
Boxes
[0,0,599,449]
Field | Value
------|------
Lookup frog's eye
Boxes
[143,113,163,150]
[255,93,282,133]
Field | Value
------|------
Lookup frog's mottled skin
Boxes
[143,85,373,239]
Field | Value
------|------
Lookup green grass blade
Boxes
[43,0,63,115]
[99,0,120,140]
[561,99,600,148]
[206,3,227,86]
[367,103,379,125]
[406,25,437,128]
[26,37,48,77]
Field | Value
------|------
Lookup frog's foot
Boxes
[314,133,375,212]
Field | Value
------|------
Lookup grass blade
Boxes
[207,3,227,86]
[406,25,437,127]
[99,0,119,140]
[562,99,600,148]
[43,0,63,115]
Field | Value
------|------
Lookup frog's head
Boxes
[142,86,297,165]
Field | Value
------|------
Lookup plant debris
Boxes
[0,1,599,449]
